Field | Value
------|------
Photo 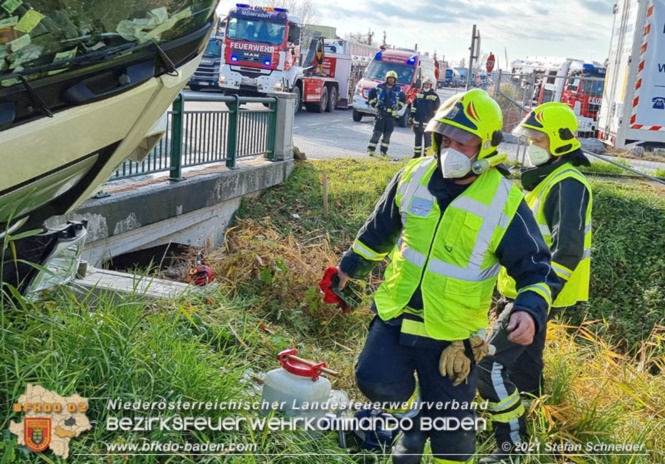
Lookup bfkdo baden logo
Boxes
[24,418,51,453]
[10,384,92,459]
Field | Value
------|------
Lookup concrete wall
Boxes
[47,158,294,267]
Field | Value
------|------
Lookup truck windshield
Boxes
[226,17,285,45]
[583,79,604,96]
[0,0,217,84]
[204,38,222,57]
[364,62,414,85]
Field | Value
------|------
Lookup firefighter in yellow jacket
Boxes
[331,90,561,463]
[477,102,592,463]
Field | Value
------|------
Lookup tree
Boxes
[346,28,374,45]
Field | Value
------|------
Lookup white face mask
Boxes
[440,148,477,178]
[526,144,551,166]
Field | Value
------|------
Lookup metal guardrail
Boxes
[111,93,278,181]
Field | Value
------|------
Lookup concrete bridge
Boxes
[47,93,297,268]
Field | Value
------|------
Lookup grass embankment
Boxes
[2,159,664,463]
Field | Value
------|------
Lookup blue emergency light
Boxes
[231,55,239,62]
[407,56,416,65]
[274,7,288,12]
[374,51,382,60]
[264,59,272,66]
[236,3,251,8]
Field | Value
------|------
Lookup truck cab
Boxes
[0,0,216,295]
[537,59,606,134]
[188,31,225,91]
[443,68,462,87]
[218,4,303,107]
[352,49,439,127]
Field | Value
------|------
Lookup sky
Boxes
[215,0,617,68]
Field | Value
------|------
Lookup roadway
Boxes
[292,87,462,160]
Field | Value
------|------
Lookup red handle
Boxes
[277,349,327,381]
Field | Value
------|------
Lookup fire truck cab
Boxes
[538,59,606,134]
[352,48,439,127]
[218,4,303,106]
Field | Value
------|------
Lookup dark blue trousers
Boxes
[355,316,478,463]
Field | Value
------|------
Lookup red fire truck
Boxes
[537,59,606,134]
[352,48,440,127]
[218,4,374,113]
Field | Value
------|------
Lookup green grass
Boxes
[0,287,354,463]
[2,158,665,463]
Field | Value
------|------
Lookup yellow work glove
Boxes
[439,340,469,386]
[439,331,495,386]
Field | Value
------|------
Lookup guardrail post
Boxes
[169,93,185,181]
[272,93,295,161]
[266,97,278,160]
[226,94,240,169]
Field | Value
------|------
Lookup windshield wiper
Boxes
[19,75,53,118]
[151,41,178,77]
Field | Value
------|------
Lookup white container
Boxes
[260,349,331,420]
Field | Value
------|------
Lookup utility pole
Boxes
[467,24,481,89]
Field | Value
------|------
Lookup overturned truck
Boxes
[0,0,217,296]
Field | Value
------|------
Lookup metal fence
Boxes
[111,93,278,181]
[490,70,665,182]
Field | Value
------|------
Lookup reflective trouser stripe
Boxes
[491,402,525,423]
[583,248,591,259]
[487,389,521,412]
[539,224,551,239]
[353,239,388,261]
[432,458,471,464]
[552,261,573,281]
[489,362,523,444]
[368,142,377,148]
[385,384,420,414]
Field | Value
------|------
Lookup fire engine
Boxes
[352,48,440,127]
[537,59,606,134]
[301,37,377,112]
[218,4,375,113]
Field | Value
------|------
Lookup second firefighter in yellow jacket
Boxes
[477,102,593,464]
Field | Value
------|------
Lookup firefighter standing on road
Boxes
[409,77,440,157]
[367,70,406,157]
[329,89,560,463]
[477,102,593,464]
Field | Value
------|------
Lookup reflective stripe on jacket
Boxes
[374,157,525,340]
[498,163,592,307]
